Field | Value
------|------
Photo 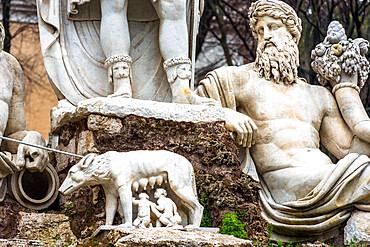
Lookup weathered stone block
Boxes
[107,228,253,247]
[87,114,123,133]
[76,130,98,155]
[344,211,370,244]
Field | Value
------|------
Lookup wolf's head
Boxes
[59,153,111,196]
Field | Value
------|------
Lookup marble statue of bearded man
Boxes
[196,0,370,242]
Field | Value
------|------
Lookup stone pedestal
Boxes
[344,211,370,244]
[50,98,266,240]
[105,228,253,247]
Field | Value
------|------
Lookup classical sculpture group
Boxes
[0,0,368,242]
[196,0,369,240]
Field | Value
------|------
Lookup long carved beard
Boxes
[254,38,299,85]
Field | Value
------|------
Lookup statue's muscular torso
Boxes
[233,65,342,203]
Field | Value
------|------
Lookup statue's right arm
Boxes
[3,52,48,172]
[223,108,258,148]
[0,53,14,141]
[3,52,27,136]
[196,65,257,148]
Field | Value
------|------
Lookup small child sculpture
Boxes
[132,193,153,228]
[151,188,182,228]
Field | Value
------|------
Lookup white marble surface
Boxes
[196,0,370,241]
[0,22,48,186]
[50,97,225,133]
[59,150,204,228]
[37,0,205,105]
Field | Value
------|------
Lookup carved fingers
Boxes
[224,108,258,148]
[0,151,18,177]
[16,131,49,172]
[16,145,48,172]
[237,116,258,148]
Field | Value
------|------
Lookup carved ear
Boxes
[80,153,97,169]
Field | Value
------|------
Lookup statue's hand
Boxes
[337,70,358,87]
[16,131,49,172]
[0,151,19,178]
[224,108,258,148]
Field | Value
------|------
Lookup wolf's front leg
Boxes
[103,185,118,225]
[117,186,133,227]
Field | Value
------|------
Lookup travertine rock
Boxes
[76,130,98,155]
[344,211,370,244]
[107,228,253,247]
[15,212,76,246]
[0,239,43,247]
[87,114,123,133]
[50,98,225,133]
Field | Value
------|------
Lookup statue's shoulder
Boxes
[296,78,336,108]
[2,51,23,75]
[297,78,331,94]
[210,63,255,83]
[214,62,254,74]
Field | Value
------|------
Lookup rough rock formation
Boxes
[107,228,253,246]
[53,113,267,240]
[0,212,76,246]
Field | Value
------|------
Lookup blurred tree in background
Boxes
[196,0,370,114]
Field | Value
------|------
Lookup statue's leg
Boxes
[105,57,133,98]
[152,0,218,105]
[102,184,118,226]
[100,0,132,97]
[117,186,133,227]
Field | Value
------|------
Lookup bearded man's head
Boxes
[249,0,302,85]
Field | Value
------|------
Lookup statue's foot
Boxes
[107,91,131,98]
[169,224,183,230]
[185,224,199,229]
[172,89,220,106]
[118,222,134,228]
[109,78,132,98]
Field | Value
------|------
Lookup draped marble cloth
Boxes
[196,65,370,241]
[37,0,202,105]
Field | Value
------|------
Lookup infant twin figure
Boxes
[133,188,182,228]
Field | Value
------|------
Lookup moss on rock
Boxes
[55,114,267,240]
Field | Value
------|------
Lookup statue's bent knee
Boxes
[158,0,187,19]
[102,0,128,13]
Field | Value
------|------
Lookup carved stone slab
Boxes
[92,225,220,237]
[50,98,225,133]
[105,228,252,247]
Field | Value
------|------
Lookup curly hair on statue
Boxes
[248,0,302,44]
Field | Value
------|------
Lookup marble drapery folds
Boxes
[37,0,203,105]
[196,65,370,241]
